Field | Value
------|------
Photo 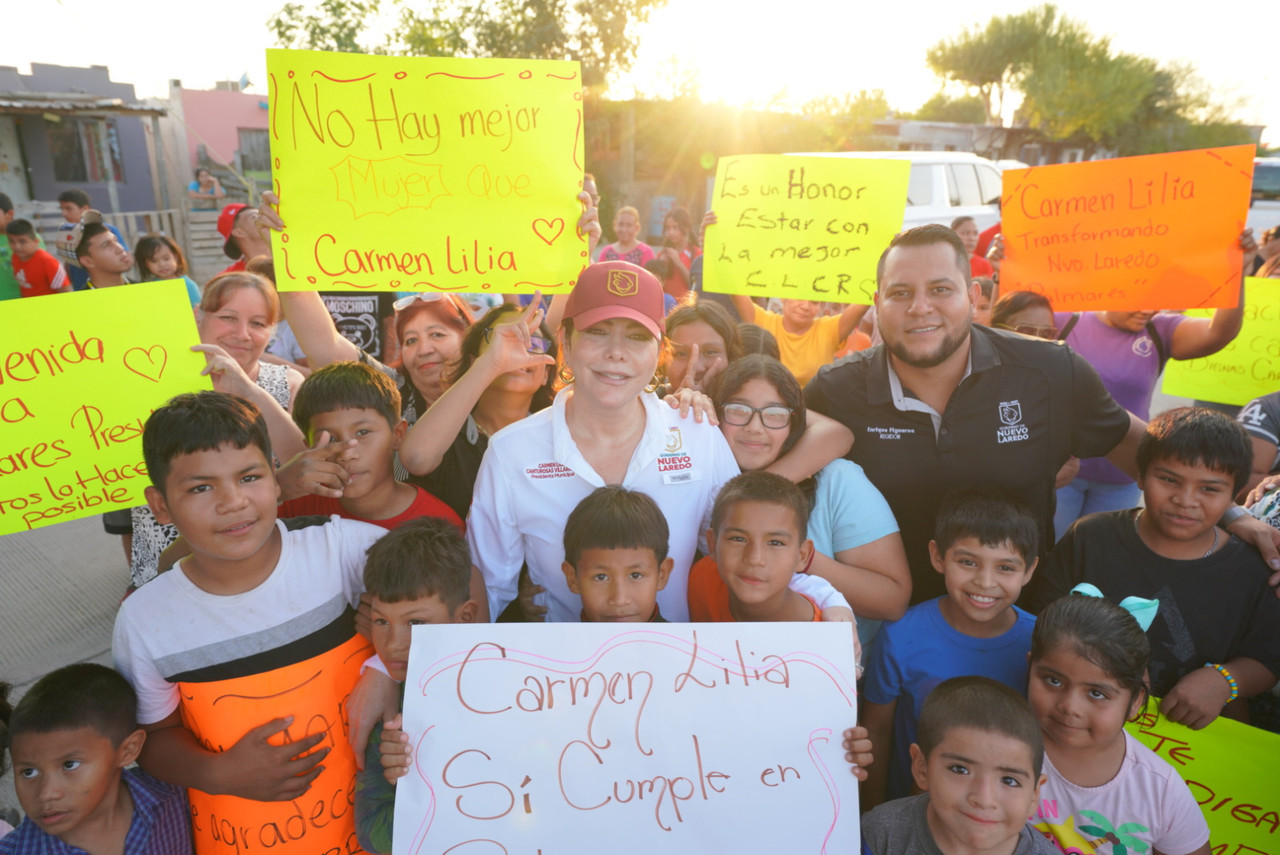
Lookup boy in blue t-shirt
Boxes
[861,488,1039,808]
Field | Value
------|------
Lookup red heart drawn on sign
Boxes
[123,346,168,383]
[532,218,565,246]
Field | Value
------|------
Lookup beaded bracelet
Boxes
[1205,662,1239,704]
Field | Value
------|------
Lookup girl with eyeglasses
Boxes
[712,354,911,648]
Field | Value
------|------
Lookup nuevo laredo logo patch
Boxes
[997,400,1029,444]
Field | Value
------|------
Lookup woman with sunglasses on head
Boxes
[710,354,910,648]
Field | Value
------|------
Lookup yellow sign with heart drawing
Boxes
[267,50,589,295]
[0,281,208,536]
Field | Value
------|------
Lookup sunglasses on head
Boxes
[994,322,1058,340]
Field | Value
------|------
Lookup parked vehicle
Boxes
[1247,158,1280,238]
[795,151,1004,230]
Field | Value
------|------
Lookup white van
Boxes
[795,151,1004,230]
[1247,157,1280,238]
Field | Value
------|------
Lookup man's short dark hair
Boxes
[916,676,1044,777]
[58,189,91,208]
[75,222,110,261]
[143,391,272,495]
[563,486,670,569]
[0,192,13,214]
[363,517,471,608]
[710,471,809,539]
[292,361,402,439]
[10,664,137,747]
[5,218,35,239]
[1137,407,1253,494]
[876,224,971,288]
[934,487,1039,564]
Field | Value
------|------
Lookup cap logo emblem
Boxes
[606,269,639,297]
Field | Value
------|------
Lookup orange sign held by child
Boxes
[1001,145,1254,311]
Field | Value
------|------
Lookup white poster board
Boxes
[393,623,860,853]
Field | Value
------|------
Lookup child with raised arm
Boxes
[1034,407,1280,729]
[354,517,479,854]
[112,391,388,855]
[1,664,192,855]
[860,488,1040,808]
[861,676,1056,855]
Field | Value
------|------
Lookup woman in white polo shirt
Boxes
[468,260,851,623]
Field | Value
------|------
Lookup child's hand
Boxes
[275,431,353,501]
[348,669,402,769]
[216,717,329,801]
[842,726,874,782]
[576,190,601,252]
[663,387,718,424]
[1162,668,1232,729]
[380,713,412,786]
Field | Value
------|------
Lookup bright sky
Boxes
[10,0,1278,146]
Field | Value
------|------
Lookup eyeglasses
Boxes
[994,322,1059,340]
[482,327,551,354]
[721,402,793,429]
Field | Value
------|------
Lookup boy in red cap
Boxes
[217,203,272,275]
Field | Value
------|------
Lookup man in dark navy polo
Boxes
[804,224,1142,604]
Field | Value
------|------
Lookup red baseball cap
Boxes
[563,261,665,340]
[217,203,248,259]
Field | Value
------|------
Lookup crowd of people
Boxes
[2,171,1280,855]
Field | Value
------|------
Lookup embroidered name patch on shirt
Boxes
[866,426,916,440]
[525,462,576,480]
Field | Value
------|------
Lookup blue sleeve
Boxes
[820,460,899,553]
[183,276,201,306]
[355,722,396,854]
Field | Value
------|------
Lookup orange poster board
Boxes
[1001,145,1254,311]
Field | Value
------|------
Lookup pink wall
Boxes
[179,88,269,169]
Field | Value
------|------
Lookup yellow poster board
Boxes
[0,281,208,536]
[1001,145,1254,311]
[1123,705,1280,855]
[1162,278,1280,406]
[267,49,587,294]
[703,155,909,304]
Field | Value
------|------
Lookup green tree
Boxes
[912,93,987,124]
[800,90,891,150]
[269,0,666,89]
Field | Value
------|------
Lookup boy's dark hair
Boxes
[0,192,12,214]
[143,391,271,495]
[1137,407,1252,494]
[5,218,36,239]
[10,664,138,747]
[292,361,402,439]
[974,276,996,300]
[737,323,780,360]
[563,486,670,569]
[917,676,1044,777]
[934,487,1038,563]
[76,222,110,261]
[58,189,91,208]
[877,223,971,287]
[710,471,809,539]
[363,517,471,608]
[1031,593,1150,710]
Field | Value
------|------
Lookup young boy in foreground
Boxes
[861,676,1056,855]
[688,471,822,622]
[860,489,1039,807]
[111,391,388,855]
[354,517,478,854]
[1034,407,1280,729]
[6,218,69,297]
[1,664,192,855]
[561,486,674,622]
[281,360,463,530]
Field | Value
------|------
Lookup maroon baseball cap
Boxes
[563,261,665,339]
[217,203,248,259]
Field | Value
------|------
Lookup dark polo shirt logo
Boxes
[997,400,1029,444]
